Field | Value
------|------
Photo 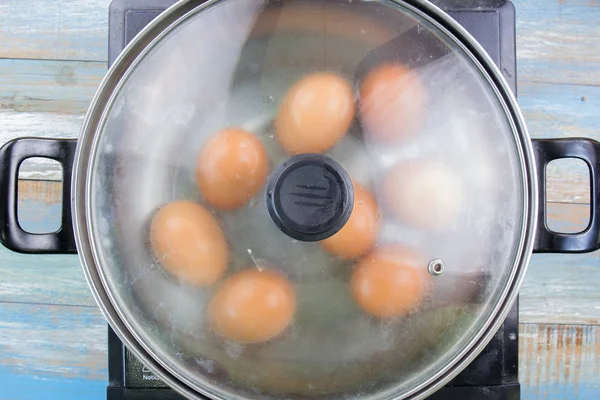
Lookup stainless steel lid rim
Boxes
[72,0,536,399]
[73,1,227,399]
[389,2,538,396]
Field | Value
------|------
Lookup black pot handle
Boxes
[532,138,600,253]
[0,138,78,254]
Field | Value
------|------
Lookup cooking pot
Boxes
[1,0,599,399]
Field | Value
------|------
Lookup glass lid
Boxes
[82,0,530,398]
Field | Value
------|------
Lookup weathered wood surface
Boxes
[3,307,600,400]
[1,0,600,399]
[1,110,83,140]
[522,202,600,326]
[1,1,598,201]
[520,324,600,400]
[0,0,110,62]
[0,59,106,114]
[1,181,599,400]
[516,0,600,86]
[5,180,598,325]
[0,302,106,400]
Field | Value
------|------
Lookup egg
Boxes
[359,64,426,142]
[350,246,429,318]
[321,183,379,259]
[150,200,228,286]
[383,162,464,230]
[275,72,355,154]
[208,268,296,343]
[196,127,268,210]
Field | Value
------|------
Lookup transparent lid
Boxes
[87,0,527,399]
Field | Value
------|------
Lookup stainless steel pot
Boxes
[1,1,599,399]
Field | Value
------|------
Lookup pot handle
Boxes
[532,138,600,253]
[0,138,78,254]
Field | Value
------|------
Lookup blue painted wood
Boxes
[4,183,599,324]
[0,302,106,399]
[0,367,105,400]
[3,304,600,400]
[18,198,62,234]
[0,182,94,307]
[0,0,110,62]
[520,82,600,141]
[0,1,597,205]
[526,252,600,325]
[0,185,597,400]
[1,0,598,89]
[0,183,597,337]
[0,244,93,307]
[0,0,599,398]
[520,324,600,400]
[514,0,600,86]
[518,81,600,204]
[0,110,83,147]
[0,58,105,114]
[1,68,599,202]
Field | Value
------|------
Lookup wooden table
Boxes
[1,0,599,399]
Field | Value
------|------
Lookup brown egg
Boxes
[196,127,268,210]
[321,183,379,260]
[208,268,296,343]
[350,246,429,318]
[150,201,228,286]
[275,72,355,154]
[359,64,426,142]
[383,162,463,230]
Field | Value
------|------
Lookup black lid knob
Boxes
[266,154,354,242]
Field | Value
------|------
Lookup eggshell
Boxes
[360,64,426,142]
[321,183,379,259]
[275,72,354,154]
[351,246,430,318]
[208,268,296,343]
[196,127,268,210]
[150,200,228,286]
[383,161,463,230]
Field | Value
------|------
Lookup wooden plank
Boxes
[4,59,597,135]
[0,302,106,400]
[0,1,596,204]
[0,111,83,181]
[546,158,590,208]
[545,198,589,234]
[0,110,83,140]
[0,0,598,89]
[0,245,94,308]
[4,239,598,325]
[0,110,84,182]
[518,81,599,205]
[520,323,600,400]
[523,258,600,325]
[514,0,600,86]
[0,304,598,400]
[2,181,599,324]
[0,59,105,114]
[0,74,597,203]
[0,0,110,62]
[520,81,600,141]
[522,202,600,326]
[0,181,94,307]
[0,0,598,398]
[524,251,600,325]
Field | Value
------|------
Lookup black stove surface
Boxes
[106,1,519,399]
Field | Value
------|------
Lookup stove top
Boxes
[106,1,519,399]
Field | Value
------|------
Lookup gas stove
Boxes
[105,1,519,399]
